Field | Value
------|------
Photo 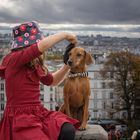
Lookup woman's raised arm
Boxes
[38,32,77,53]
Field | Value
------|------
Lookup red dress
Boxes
[0,44,80,140]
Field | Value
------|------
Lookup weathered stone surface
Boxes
[75,125,108,140]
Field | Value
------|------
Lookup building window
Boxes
[110,72,114,79]
[0,83,4,91]
[102,112,106,118]
[1,104,4,110]
[40,94,44,101]
[101,82,106,89]
[0,94,4,101]
[50,94,53,101]
[102,91,106,99]
[122,112,127,119]
[94,72,97,79]
[91,72,94,79]
[94,72,101,79]
[102,102,106,109]
[94,92,97,99]
[94,82,98,88]
[108,82,114,88]
[40,84,44,91]
[94,102,97,109]
[110,92,113,99]
[50,104,53,110]
[111,102,114,109]
[50,87,53,91]
[94,112,97,118]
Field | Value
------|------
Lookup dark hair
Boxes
[11,46,27,52]
[12,46,48,73]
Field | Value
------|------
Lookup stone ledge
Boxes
[75,125,108,140]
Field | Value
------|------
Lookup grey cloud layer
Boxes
[0,0,140,24]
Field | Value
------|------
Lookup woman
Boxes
[0,21,80,140]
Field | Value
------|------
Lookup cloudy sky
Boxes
[0,0,140,37]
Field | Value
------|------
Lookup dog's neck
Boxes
[70,66,86,73]
[68,67,88,78]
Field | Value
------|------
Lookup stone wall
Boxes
[75,125,108,140]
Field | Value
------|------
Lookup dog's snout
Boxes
[67,60,73,66]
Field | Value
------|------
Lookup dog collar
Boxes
[68,72,88,78]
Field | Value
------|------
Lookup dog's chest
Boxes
[64,78,89,107]
[64,77,89,95]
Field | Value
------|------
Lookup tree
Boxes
[101,51,140,121]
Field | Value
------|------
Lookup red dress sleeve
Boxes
[13,44,42,67]
[40,73,53,86]
[34,64,54,86]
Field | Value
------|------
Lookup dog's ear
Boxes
[85,51,94,65]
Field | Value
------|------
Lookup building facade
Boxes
[88,63,126,120]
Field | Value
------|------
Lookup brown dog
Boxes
[59,47,94,130]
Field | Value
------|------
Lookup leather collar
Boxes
[68,71,88,78]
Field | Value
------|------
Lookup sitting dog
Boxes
[60,45,94,130]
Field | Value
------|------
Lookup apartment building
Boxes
[88,53,127,120]
[88,64,118,119]
[40,83,59,111]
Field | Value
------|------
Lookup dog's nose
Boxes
[67,60,73,66]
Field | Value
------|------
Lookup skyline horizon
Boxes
[0,23,140,38]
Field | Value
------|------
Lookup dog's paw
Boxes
[78,124,86,131]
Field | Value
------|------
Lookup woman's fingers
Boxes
[66,33,78,44]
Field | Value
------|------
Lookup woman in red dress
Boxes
[0,21,80,140]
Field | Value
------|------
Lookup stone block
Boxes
[75,125,108,140]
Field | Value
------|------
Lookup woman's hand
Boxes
[51,64,70,86]
[65,33,78,44]
[63,43,75,65]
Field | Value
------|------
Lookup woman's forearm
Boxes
[38,32,77,53]
[51,65,70,86]
[38,32,67,52]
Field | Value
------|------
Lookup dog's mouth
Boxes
[67,59,82,68]
[67,60,77,67]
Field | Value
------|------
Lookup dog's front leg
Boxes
[79,96,89,131]
[64,94,71,117]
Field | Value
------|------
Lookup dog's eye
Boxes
[69,52,71,56]
[77,53,82,57]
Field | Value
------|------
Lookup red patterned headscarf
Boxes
[11,21,44,50]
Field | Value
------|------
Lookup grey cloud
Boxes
[0,0,140,24]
